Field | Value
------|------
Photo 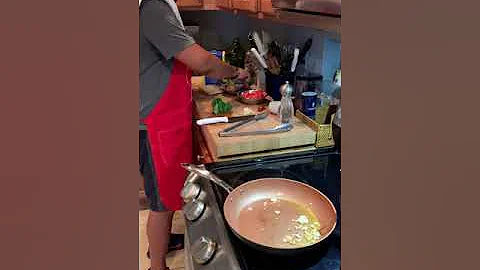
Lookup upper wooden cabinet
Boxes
[216,0,231,9]
[176,0,203,8]
[176,0,339,35]
[232,0,258,13]
[259,0,276,16]
[177,0,266,13]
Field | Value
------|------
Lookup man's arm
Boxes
[175,44,240,80]
[142,0,248,80]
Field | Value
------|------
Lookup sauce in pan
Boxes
[237,197,322,248]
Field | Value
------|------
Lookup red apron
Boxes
[141,60,192,211]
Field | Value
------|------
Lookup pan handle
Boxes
[181,163,234,193]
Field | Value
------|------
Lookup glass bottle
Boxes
[279,81,294,124]
[225,38,245,68]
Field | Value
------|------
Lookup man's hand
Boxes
[236,68,250,81]
[176,44,239,80]
[229,68,250,85]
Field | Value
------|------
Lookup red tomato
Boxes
[242,90,266,99]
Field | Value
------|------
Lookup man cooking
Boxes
[139,0,249,270]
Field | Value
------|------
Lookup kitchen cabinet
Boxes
[176,0,340,36]
[216,0,231,9]
[259,0,276,16]
[176,0,203,8]
[176,0,218,10]
[232,0,258,13]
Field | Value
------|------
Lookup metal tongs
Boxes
[218,111,293,137]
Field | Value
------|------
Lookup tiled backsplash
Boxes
[181,10,340,83]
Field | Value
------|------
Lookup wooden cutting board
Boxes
[193,91,316,158]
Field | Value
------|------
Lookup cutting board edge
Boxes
[199,126,219,158]
[214,145,318,162]
[215,141,317,158]
[215,134,317,157]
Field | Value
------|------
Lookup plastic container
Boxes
[265,72,283,101]
[205,50,224,85]
[293,74,323,109]
[301,91,318,119]
[315,93,331,124]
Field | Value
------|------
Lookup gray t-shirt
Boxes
[139,0,195,120]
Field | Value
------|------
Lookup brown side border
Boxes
[0,2,139,270]
[344,0,480,269]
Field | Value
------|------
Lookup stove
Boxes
[181,151,341,270]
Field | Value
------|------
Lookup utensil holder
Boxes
[265,72,282,101]
[266,72,292,101]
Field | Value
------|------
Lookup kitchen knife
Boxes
[298,38,313,64]
[218,111,269,136]
[290,48,300,72]
[219,123,293,137]
[250,48,268,69]
[196,115,255,126]
[252,31,266,56]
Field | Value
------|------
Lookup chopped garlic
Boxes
[282,214,323,247]
[243,108,255,115]
[296,215,309,224]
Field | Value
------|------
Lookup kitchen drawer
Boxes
[192,104,214,164]
[216,0,231,9]
[232,0,258,13]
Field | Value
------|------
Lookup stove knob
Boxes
[191,236,217,265]
[183,199,206,221]
[181,182,201,202]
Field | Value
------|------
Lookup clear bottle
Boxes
[279,81,294,124]
[225,37,245,68]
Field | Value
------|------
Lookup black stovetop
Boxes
[207,151,341,270]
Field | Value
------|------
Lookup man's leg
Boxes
[146,233,185,259]
[147,211,173,270]
[140,130,173,270]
